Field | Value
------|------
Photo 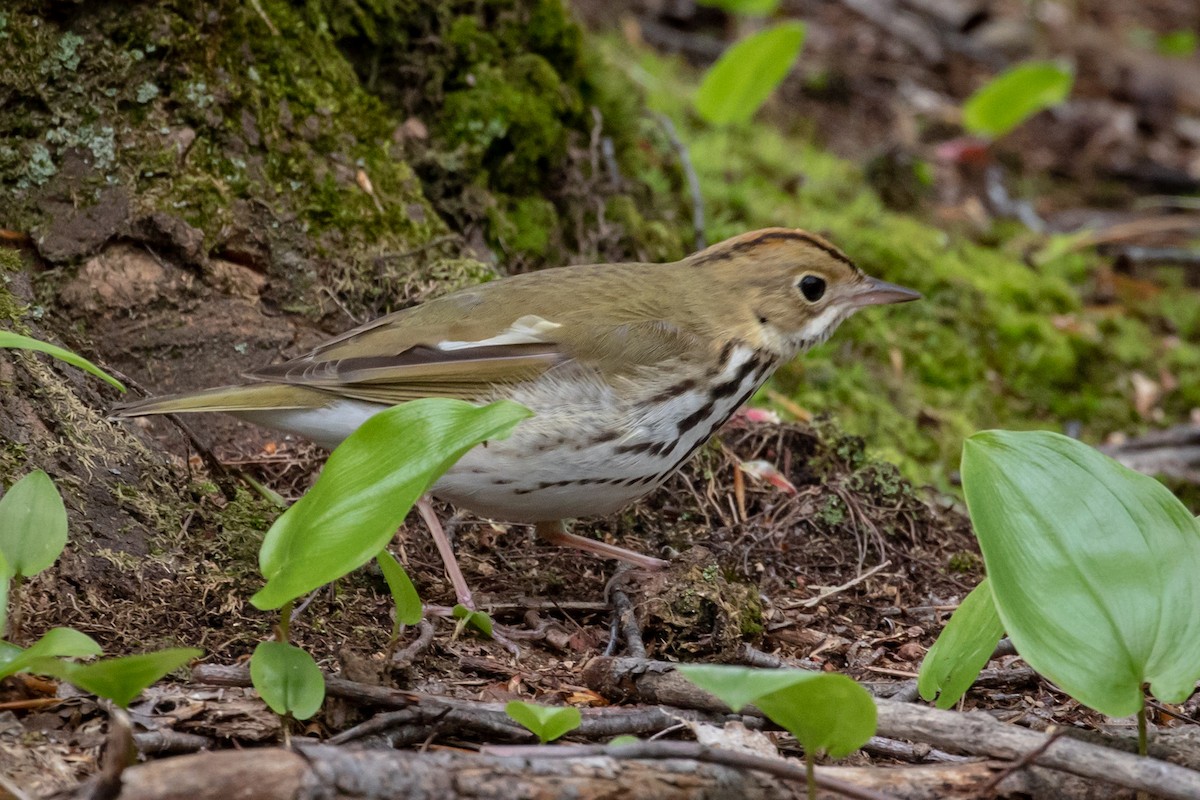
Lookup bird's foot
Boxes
[534,521,669,570]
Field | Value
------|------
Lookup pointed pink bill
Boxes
[852,276,922,306]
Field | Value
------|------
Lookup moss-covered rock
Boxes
[0,1,691,323]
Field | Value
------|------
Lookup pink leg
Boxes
[416,497,475,609]
[535,521,669,570]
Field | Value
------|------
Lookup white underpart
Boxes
[436,314,561,351]
[237,401,384,451]
[436,344,768,521]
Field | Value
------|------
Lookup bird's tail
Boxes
[112,383,333,417]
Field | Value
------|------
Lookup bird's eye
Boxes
[798,274,826,302]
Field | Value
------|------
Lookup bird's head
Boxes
[688,228,920,355]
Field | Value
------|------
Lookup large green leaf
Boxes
[0,627,103,680]
[505,700,582,743]
[252,399,531,609]
[695,22,806,126]
[678,665,875,757]
[962,430,1200,717]
[0,470,69,579]
[0,331,125,391]
[917,578,1005,709]
[962,61,1073,139]
[29,648,200,708]
[0,551,8,635]
[250,641,325,720]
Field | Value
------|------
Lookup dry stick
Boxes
[655,113,706,252]
[132,730,213,756]
[171,423,236,498]
[609,581,646,658]
[393,619,435,666]
[85,744,1011,800]
[579,655,1200,800]
[790,559,892,609]
[247,0,279,35]
[860,736,968,765]
[194,662,1200,797]
[372,233,462,266]
[976,727,1069,797]
[327,707,445,746]
[192,664,763,740]
[184,665,1150,799]
[108,368,238,499]
[482,741,900,800]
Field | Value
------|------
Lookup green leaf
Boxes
[609,735,639,746]
[0,552,8,635]
[252,399,531,609]
[377,549,423,627]
[0,331,125,391]
[695,22,806,125]
[1157,30,1197,58]
[962,61,1073,139]
[452,603,493,638]
[678,665,876,757]
[695,0,780,16]
[505,700,582,743]
[250,641,325,719]
[0,470,69,579]
[0,627,103,680]
[29,647,200,708]
[962,430,1200,717]
[917,578,1005,709]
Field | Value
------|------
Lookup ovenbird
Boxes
[116,229,918,599]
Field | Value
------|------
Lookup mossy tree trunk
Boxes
[0,0,691,655]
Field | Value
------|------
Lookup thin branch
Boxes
[655,113,705,251]
[481,741,900,800]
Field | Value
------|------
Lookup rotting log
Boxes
[61,742,1125,800]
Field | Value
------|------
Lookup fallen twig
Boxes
[655,114,705,251]
[579,655,1200,800]
[481,740,900,800]
[608,576,646,658]
[787,559,892,609]
[392,619,435,666]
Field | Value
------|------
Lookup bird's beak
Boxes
[851,276,922,306]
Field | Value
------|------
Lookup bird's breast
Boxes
[433,343,779,522]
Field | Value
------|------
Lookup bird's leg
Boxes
[534,520,669,570]
[416,496,475,610]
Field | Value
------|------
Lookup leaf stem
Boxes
[7,576,24,643]
[805,750,815,800]
[1137,703,1147,756]
[277,599,294,643]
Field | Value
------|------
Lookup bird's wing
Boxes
[249,313,569,404]
[248,307,714,405]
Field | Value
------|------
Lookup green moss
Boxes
[947,552,983,572]
[308,0,691,270]
[489,195,559,260]
[0,248,24,274]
